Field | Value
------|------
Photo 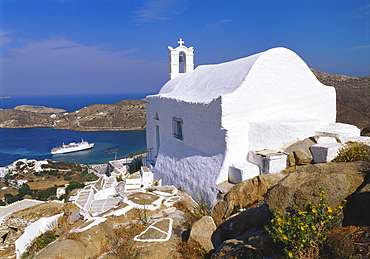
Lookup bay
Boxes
[0,93,153,112]
[0,128,146,167]
[0,93,151,166]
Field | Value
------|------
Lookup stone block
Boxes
[247,150,287,174]
[263,153,287,174]
[228,162,260,184]
[310,143,343,163]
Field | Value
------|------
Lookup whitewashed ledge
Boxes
[0,199,45,225]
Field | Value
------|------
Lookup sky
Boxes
[0,0,369,96]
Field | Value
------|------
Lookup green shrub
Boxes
[265,188,346,258]
[332,142,370,162]
[34,231,56,251]
[81,170,98,181]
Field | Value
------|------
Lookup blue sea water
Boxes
[0,93,151,166]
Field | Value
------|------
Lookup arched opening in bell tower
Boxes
[179,51,186,73]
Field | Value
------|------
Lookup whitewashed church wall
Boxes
[221,47,336,153]
[146,96,226,205]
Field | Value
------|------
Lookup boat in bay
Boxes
[51,139,94,155]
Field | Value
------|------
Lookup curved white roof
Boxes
[152,47,312,104]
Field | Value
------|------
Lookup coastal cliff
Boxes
[0,99,146,131]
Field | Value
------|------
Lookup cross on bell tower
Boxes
[178,38,184,46]
[168,38,194,80]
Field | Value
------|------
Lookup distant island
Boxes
[0,99,146,131]
[0,70,368,133]
[0,93,11,99]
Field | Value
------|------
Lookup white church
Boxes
[145,39,363,205]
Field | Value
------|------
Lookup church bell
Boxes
[179,54,184,63]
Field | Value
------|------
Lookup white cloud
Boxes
[0,30,13,47]
[205,19,231,30]
[132,0,188,22]
[2,37,167,95]
[341,45,370,52]
[343,4,370,19]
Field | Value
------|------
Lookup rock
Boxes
[356,180,370,214]
[36,239,94,259]
[163,207,177,215]
[39,220,115,259]
[190,216,216,251]
[287,152,296,166]
[293,149,312,165]
[265,162,367,214]
[211,204,272,248]
[213,239,256,258]
[212,173,286,220]
[213,226,274,258]
[284,138,316,165]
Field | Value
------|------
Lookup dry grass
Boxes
[102,222,147,259]
[176,238,208,259]
[322,226,370,259]
[174,201,203,229]
[27,180,69,189]
[0,186,18,199]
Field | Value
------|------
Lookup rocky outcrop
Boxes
[14,105,66,114]
[265,162,367,214]
[212,204,272,249]
[212,173,286,220]
[190,216,216,251]
[37,219,115,258]
[36,239,94,259]
[210,162,369,258]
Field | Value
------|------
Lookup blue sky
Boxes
[0,0,369,96]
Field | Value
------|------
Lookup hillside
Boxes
[14,105,66,114]
[311,69,370,135]
[0,99,146,131]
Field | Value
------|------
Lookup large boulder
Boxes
[37,219,115,258]
[213,226,274,259]
[36,239,94,259]
[211,204,272,249]
[212,173,286,220]
[190,216,217,252]
[265,162,367,214]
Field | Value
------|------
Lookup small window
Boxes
[154,112,159,120]
[172,117,183,140]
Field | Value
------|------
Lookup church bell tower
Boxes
[168,38,194,80]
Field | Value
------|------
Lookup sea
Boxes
[0,93,153,167]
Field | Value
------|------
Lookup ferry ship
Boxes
[51,139,94,155]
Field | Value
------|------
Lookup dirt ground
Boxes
[27,179,69,189]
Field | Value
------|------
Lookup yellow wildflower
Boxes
[288,252,293,258]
